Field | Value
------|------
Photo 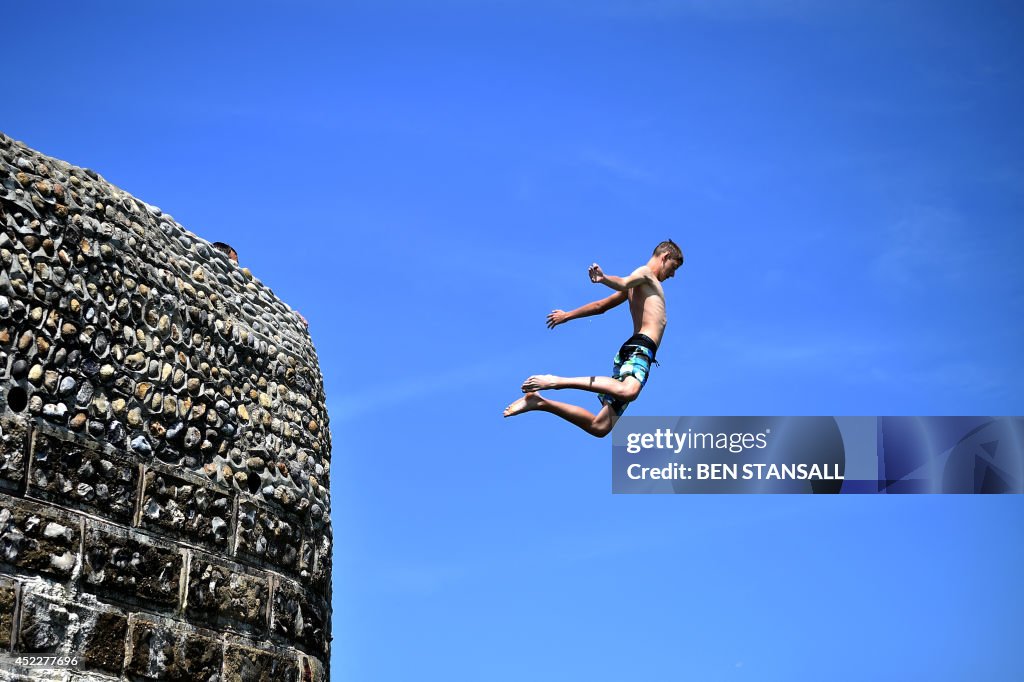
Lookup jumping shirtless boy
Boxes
[504,240,684,437]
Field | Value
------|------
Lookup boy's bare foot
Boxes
[503,392,545,418]
[521,374,559,393]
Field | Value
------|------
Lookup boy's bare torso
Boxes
[625,267,668,346]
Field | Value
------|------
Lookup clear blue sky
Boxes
[5,1,1023,679]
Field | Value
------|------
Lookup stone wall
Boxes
[0,132,331,681]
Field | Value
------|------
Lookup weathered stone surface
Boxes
[16,592,127,676]
[82,610,129,675]
[0,578,16,649]
[1,132,331,676]
[236,499,302,571]
[0,496,79,579]
[126,619,222,681]
[186,554,269,632]
[0,663,67,679]
[139,468,232,550]
[309,532,332,598]
[82,524,182,608]
[1,134,330,509]
[29,430,137,523]
[16,595,72,653]
[0,668,67,682]
[0,417,27,490]
[298,654,328,682]
[273,579,328,654]
[298,537,315,583]
[224,643,298,682]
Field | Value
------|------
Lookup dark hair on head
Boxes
[653,239,683,263]
[211,241,238,262]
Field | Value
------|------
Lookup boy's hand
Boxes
[588,263,606,284]
[546,310,569,328]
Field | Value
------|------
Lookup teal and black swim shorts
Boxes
[598,333,658,416]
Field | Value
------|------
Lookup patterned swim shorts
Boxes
[598,334,658,417]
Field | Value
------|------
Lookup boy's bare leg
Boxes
[503,392,617,437]
[521,374,641,400]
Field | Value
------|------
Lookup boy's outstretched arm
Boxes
[547,290,627,329]
[588,263,656,291]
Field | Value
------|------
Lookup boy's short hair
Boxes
[212,241,238,263]
[653,239,683,263]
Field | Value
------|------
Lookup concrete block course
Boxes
[0,417,27,493]
[0,578,16,650]
[185,552,270,633]
[272,578,328,654]
[28,429,138,524]
[0,495,81,581]
[224,642,299,682]
[81,522,184,609]
[125,618,222,681]
[235,498,303,572]
[138,466,233,550]
[17,592,127,676]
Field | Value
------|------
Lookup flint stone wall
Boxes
[0,132,331,681]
